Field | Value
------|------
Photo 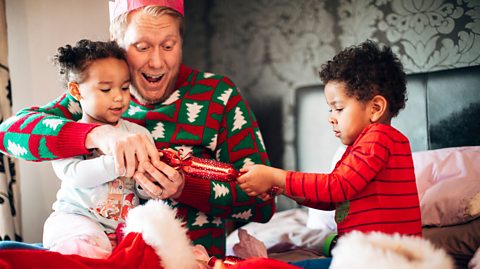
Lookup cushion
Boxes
[420,178,480,226]
[413,146,480,200]
[412,146,480,227]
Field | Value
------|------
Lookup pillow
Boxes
[412,146,480,227]
[421,178,480,226]
[413,146,480,200]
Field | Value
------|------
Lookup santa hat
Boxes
[109,0,184,21]
[329,231,454,269]
[122,199,197,269]
[0,200,197,269]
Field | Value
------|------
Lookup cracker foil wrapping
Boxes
[160,149,239,182]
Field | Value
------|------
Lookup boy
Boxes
[238,40,422,239]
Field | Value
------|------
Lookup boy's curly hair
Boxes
[319,40,407,117]
[53,39,126,87]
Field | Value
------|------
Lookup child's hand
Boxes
[237,165,286,196]
[257,192,272,201]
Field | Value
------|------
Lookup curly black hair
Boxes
[53,39,127,87]
[319,40,407,117]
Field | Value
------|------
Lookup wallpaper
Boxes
[183,0,480,169]
[0,0,21,241]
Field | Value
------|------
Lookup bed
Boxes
[227,65,480,268]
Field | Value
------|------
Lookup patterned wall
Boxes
[183,0,480,169]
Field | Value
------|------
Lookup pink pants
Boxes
[43,212,113,259]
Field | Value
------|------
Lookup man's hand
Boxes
[85,125,159,177]
[133,159,185,200]
[233,228,268,258]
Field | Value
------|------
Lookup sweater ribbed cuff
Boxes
[177,175,212,213]
[56,122,99,158]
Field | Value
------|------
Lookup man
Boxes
[0,0,274,257]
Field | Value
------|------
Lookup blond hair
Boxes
[110,5,184,47]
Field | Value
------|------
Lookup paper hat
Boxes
[109,0,184,21]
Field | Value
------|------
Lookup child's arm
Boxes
[237,165,287,196]
[238,165,339,211]
[52,155,121,188]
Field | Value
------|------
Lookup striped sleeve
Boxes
[285,124,394,203]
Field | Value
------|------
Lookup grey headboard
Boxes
[294,65,480,174]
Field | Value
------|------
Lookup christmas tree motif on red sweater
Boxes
[203,72,214,78]
[256,130,266,151]
[42,118,64,131]
[193,211,209,227]
[207,134,218,151]
[212,216,222,226]
[186,102,203,123]
[242,157,255,168]
[212,182,229,199]
[232,209,253,220]
[232,107,247,131]
[127,105,143,116]
[162,90,180,105]
[151,122,165,139]
[7,139,27,157]
[67,99,82,116]
[217,88,233,106]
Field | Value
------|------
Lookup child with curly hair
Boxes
[238,40,422,244]
[42,39,154,259]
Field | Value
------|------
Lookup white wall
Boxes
[5,0,109,243]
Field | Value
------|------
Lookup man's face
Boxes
[122,12,182,104]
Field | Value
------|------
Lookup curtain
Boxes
[0,0,22,242]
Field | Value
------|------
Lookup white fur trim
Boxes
[124,200,197,269]
[330,231,454,269]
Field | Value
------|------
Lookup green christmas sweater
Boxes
[0,64,275,257]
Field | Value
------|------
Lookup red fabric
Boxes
[286,124,422,237]
[0,233,162,269]
[0,237,299,269]
[56,121,98,157]
[230,258,300,269]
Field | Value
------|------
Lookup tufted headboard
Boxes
[294,65,480,174]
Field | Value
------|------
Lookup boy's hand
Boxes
[257,192,271,201]
[237,165,287,196]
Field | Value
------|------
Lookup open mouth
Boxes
[143,73,164,83]
[110,107,124,113]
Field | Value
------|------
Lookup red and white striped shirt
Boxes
[286,123,422,237]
